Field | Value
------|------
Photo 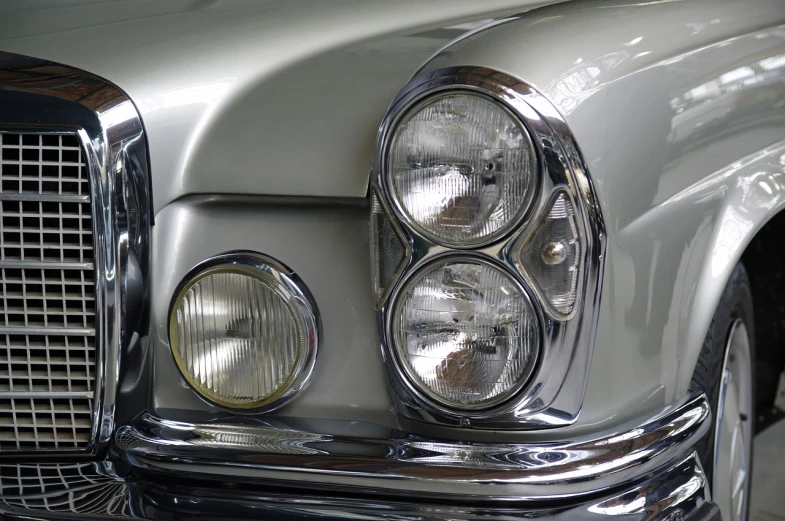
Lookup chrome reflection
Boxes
[115,393,710,501]
[0,52,151,455]
[0,454,714,520]
[374,65,606,429]
[0,463,130,516]
[587,454,710,521]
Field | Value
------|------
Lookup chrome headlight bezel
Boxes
[168,251,321,415]
[372,67,606,429]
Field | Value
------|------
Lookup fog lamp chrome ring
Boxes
[168,252,320,414]
[387,254,541,412]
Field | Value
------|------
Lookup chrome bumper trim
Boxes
[0,453,716,520]
[115,393,710,501]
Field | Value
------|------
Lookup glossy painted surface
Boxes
[420,0,785,426]
[148,197,398,427]
[0,0,558,213]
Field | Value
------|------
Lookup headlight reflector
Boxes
[387,92,537,247]
[391,257,539,409]
[169,255,319,412]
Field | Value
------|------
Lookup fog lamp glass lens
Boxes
[388,92,536,246]
[392,258,539,409]
[170,264,312,410]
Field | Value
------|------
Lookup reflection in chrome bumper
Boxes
[0,453,718,520]
[115,393,711,501]
[0,394,719,520]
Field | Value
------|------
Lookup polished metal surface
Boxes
[0,131,97,450]
[0,52,151,456]
[0,452,715,520]
[168,251,321,415]
[115,393,709,501]
[372,66,605,429]
[714,319,753,521]
[0,462,129,516]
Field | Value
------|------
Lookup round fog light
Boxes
[390,257,539,410]
[169,253,319,412]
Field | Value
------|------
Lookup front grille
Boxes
[0,132,97,451]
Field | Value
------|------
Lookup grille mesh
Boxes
[0,132,97,450]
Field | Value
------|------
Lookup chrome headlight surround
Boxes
[372,67,606,429]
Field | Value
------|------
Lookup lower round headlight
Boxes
[169,253,319,412]
[390,257,539,410]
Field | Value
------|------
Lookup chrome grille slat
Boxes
[0,132,96,451]
[0,261,95,271]
[0,194,90,203]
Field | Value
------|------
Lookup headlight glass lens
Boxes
[388,92,537,246]
[169,263,316,410]
[391,257,539,409]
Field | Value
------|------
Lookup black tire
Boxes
[688,262,755,488]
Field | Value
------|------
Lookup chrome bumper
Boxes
[0,394,720,520]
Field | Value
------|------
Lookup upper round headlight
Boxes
[387,91,537,247]
[169,253,319,412]
[390,256,540,410]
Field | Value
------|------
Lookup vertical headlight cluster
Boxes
[372,68,604,428]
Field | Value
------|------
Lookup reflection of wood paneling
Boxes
[0,64,123,112]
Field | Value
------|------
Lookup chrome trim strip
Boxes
[0,193,91,203]
[0,391,94,399]
[0,260,95,269]
[372,66,606,429]
[0,453,715,520]
[115,393,710,501]
[0,52,152,456]
[167,251,321,415]
[0,326,95,336]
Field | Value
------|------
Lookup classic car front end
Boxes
[0,0,784,519]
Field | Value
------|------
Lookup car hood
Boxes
[0,0,560,213]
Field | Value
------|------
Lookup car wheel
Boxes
[689,262,755,521]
